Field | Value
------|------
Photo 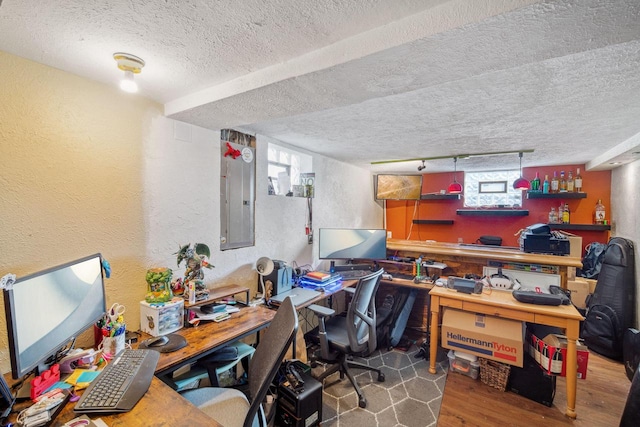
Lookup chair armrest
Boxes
[343,287,356,296]
[308,304,335,318]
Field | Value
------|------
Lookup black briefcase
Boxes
[508,353,556,407]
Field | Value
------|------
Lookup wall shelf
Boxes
[420,194,461,200]
[456,209,529,217]
[412,219,455,225]
[527,192,587,199]
[548,223,611,231]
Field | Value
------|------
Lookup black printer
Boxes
[519,224,570,255]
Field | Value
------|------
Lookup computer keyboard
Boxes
[74,348,160,413]
[338,270,370,279]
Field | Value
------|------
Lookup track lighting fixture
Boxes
[513,152,531,191]
[113,52,145,93]
[417,160,426,171]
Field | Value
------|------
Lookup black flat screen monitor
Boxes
[3,254,107,379]
[374,174,423,200]
[319,229,387,260]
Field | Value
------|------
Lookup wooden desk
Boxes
[148,305,275,375]
[6,305,274,426]
[428,286,584,419]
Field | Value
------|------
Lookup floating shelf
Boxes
[420,194,461,200]
[527,192,587,199]
[456,209,529,217]
[412,219,455,225]
[548,223,611,231]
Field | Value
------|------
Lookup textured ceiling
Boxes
[1,0,639,173]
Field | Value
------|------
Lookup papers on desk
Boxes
[189,305,239,322]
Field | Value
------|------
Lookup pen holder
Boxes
[100,332,125,357]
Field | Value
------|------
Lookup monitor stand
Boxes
[329,260,374,273]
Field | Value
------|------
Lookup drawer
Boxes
[462,301,535,322]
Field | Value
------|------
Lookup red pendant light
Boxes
[513,152,531,191]
[447,157,463,194]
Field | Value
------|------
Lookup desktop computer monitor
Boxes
[3,253,107,379]
[318,228,387,261]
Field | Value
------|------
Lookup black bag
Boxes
[581,237,636,360]
[624,328,640,381]
[580,241,606,279]
[581,304,620,360]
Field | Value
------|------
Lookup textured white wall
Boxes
[611,159,640,328]
[0,51,382,374]
[142,126,383,293]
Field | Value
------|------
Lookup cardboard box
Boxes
[441,308,524,367]
[583,278,598,294]
[526,331,589,379]
[140,299,184,337]
[567,280,590,309]
[556,231,583,259]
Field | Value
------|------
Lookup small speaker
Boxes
[447,276,482,294]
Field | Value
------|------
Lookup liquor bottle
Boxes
[542,174,550,194]
[530,172,541,192]
[548,207,557,224]
[562,202,570,224]
[551,171,559,193]
[559,171,567,192]
[575,168,583,192]
[567,171,575,192]
[594,199,605,224]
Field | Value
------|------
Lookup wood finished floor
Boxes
[438,352,630,426]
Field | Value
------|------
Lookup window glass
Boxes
[267,143,312,196]
[463,170,523,207]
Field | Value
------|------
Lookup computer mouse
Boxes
[145,335,169,347]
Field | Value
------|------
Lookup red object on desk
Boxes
[30,364,61,400]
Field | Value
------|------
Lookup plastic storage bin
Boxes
[448,350,480,379]
[140,299,184,336]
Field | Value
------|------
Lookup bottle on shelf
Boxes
[542,174,550,194]
[575,168,583,192]
[594,199,606,224]
[551,171,559,193]
[530,172,541,192]
[567,170,575,192]
[548,206,557,224]
[559,171,567,192]
[562,202,570,224]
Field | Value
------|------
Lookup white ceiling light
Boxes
[113,52,145,93]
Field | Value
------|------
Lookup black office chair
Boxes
[181,296,298,427]
[308,268,385,408]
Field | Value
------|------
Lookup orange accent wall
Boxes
[385,164,611,255]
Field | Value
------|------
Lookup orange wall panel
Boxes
[385,164,611,255]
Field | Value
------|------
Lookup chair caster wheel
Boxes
[358,397,367,408]
[378,373,385,382]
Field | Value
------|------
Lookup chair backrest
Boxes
[346,269,383,355]
[245,296,298,427]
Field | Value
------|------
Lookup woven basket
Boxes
[479,358,511,391]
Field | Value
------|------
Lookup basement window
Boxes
[463,170,523,208]
[268,143,312,196]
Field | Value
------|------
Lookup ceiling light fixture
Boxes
[447,157,463,194]
[513,152,531,191]
[417,160,426,171]
[113,52,145,93]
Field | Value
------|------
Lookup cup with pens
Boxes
[96,303,126,357]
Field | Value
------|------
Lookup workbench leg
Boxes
[565,320,579,419]
[429,296,440,374]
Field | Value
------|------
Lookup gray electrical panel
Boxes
[220,140,255,250]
